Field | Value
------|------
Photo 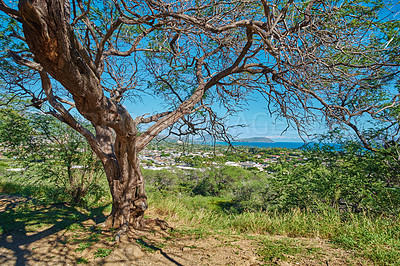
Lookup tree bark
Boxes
[93,124,148,229]
[103,137,148,229]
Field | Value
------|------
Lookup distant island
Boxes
[234,137,274,143]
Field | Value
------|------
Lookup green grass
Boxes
[258,238,321,264]
[149,192,400,265]
[0,160,10,171]
[75,242,93,252]
[94,248,112,258]
[76,257,89,264]
[65,222,85,232]
[0,164,110,208]
[0,173,71,204]
[330,215,400,265]
[72,232,102,252]
[135,238,156,253]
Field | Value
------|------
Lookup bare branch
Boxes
[0,0,21,21]
[94,17,122,68]
[8,50,43,71]
[105,23,161,57]
[134,111,172,124]
[39,71,108,163]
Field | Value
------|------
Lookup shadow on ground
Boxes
[0,194,200,266]
[0,194,107,265]
[0,194,262,265]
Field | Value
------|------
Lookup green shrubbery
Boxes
[144,143,400,216]
[0,102,107,207]
[236,148,399,215]
[143,166,255,197]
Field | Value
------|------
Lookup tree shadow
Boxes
[0,194,108,265]
[135,238,184,266]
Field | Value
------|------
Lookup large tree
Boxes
[0,0,399,231]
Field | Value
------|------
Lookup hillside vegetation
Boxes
[1,139,399,264]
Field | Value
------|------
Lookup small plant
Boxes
[75,242,93,252]
[76,257,89,264]
[66,223,83,231]
[94,248,112,258]
[87,233,101,242]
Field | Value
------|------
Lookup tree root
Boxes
[114,224,129,244]
[95,216,172,245]
[144,218,172,231]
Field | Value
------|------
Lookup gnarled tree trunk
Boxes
[103,137,148,229]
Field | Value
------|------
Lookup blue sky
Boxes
[123,92,311,142]
[4,0,397,143]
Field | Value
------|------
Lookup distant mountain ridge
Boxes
[233,137,274,143]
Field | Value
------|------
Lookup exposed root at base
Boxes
[144,218,172,231]
[104,218,172,245]
[114,224,129,244]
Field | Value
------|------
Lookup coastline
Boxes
[215,141,306,149]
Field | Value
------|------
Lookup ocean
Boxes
[216,141,306,149]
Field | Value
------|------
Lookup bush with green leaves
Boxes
[228,142,400,215]
[304,143,400,215]
[0,99,106,206]
[191,166,254,197]
[143,168,182,192]
[224,178,272,213]
[143,165,256,197]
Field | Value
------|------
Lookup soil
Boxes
[0,195,369,265]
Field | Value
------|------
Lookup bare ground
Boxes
[0,195,370,265]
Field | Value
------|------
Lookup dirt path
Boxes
[0,195,368,265]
